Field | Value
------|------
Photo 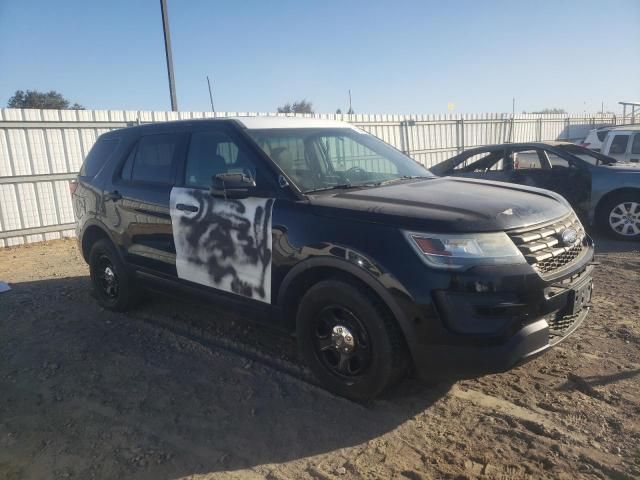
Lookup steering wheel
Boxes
[344,166,369,182]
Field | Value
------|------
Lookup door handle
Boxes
[176,203,199,213]
[105,190,122,201]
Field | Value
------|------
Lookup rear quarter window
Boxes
[80,138,120,177]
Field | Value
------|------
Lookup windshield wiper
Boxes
[305,176,431,193]
[305,184,361,193]
[373,175,431,186]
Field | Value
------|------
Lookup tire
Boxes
[89,239,139,311]
[296,278,408,400]
[596,193,640,240]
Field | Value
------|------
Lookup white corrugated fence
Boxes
[0,108,623,246]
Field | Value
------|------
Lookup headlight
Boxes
[404,231,526,270]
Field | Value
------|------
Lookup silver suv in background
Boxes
[600,125,640,163]
[581,126,614,152]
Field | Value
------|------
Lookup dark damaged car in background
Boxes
[430,141,640,240]
[73,117,595,399]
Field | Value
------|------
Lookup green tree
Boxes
[335,108,342,114]
[277,99,314,114]
[7,90,84,109]
[529,108,567,114]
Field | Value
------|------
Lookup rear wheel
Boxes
[89,239,139,311]
[597,193,640,240]
[296,278,408,400]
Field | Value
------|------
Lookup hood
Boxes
[307,177,571,232]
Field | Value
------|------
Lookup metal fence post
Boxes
[399,120,407,154]
[507,116,514,143]
[400,119,416,156]
[537,117,542,141]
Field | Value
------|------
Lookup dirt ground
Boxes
[0,236,638,480]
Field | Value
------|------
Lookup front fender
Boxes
[276,253,420,359]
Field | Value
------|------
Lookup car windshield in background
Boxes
[556,144,617,165]
[246,128,431,192]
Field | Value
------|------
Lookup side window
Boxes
[120,144,136,181]
[513,150,545,170]
[216,141,240,165]
[609,135,630,155]
[546,152,570,168]
[80,138,119,177]
[454,152,490,171]
[631,134,640,155]
[185,130,260,188]
[130,133,182,184]
[459,151,506,172]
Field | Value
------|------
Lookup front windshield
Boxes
[556,144,617,165]
[247,128,431,192]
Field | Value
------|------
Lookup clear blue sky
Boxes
[1,0,638,114]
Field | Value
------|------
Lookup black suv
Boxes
[73,117,594,400]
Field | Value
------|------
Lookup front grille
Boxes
[536,243,583,274]
[508,213,586,276]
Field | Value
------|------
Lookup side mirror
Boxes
[210,172,256,199]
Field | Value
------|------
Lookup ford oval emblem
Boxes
[561,228,578,246]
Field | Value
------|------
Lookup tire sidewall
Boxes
[597,194,640,240]
[89,239,134,310]
[296,280,397,400]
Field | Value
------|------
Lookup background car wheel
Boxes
[597,193,640,240]
[89,239,139,311]
[296,278,408,400]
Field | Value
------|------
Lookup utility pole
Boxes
[512,97,515,116]
[160,0,178,111]
[207,76,215,112]
[348,89,353,114]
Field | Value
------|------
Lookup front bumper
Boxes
[413,304,590,380]
[410,249,594,381]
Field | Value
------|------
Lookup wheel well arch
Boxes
[594,187,640,219]
[80,224,113,261]
[277,259,417,363]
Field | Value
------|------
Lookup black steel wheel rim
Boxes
[97,255,119,299]
[313,305,372,378]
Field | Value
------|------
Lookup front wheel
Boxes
[296,279,408,400]
[597,194,640,240]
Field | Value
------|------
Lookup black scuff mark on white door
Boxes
[170,187,274,303]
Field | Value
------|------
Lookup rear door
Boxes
[170,123,278,304]
[106,131,188,276]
